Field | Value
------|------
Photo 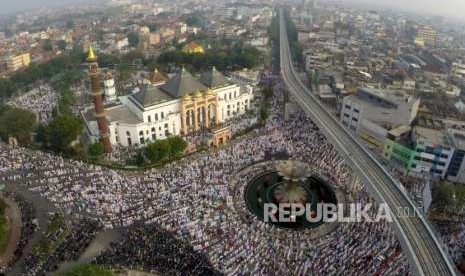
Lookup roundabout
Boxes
[244,160,338,230]
[233,159,346,239]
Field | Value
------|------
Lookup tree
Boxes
[45,115,83,153]
[434,182,455,209]
[58,40,67,51]
[43,39,53,51]
[184,14,202,27]
[145,140,171,163]
[168,136,188,156]
[0,79,16,101]
[88,142,105,158]
[262,85,273,99]
[127,32,140,48]
[0,106,37,146]
[0,198,9,252]
[147,23,157,32]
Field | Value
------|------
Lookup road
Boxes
[278,8,456,276]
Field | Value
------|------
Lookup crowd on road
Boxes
[1,82,460,275]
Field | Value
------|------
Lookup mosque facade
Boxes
[82,51,254,147]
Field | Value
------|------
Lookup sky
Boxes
[348,0,465,20]
[0,0,101,14]
[2,0,465,20]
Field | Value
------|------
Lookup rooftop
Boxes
[200,67,231,88]
[159,68,207,98]
[130,86,174,108]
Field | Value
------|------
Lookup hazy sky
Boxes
[1,0,98,14]
[2,0,465,19]
[350,0,465,19]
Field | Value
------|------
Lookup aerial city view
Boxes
[0,0,465,275]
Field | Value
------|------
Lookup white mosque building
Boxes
[82,67,255,147]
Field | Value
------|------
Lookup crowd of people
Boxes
[7,85,58,123]
[20,217,99,275]
[94,223,219,275]
[0,193,36,274]
[0,81,462,275]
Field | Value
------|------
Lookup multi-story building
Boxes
[415,27,437,47]
[340,87,420,151]
[6,53,31,72]
[446,129,465,184]
[383,127,453,179]
[82,67,254,147]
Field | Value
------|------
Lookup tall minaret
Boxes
[87,46,112,154]
[103,72,117,102]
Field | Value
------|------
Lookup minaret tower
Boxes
[103,72,117,102]
[87,46,112,154]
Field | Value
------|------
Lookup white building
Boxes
[341,87,420,150]
[82,68,254,147]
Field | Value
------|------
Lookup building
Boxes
[82,66,254,147]
[182,41,205,54]
[382,126,465,181]
[446,130,465,184]
[341,87,420,150]
[415,27,437,47]
[149,33,161,46]
[451,61,465,79]
[7,53,31,72]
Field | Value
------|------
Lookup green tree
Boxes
[0,106,37,146]
[43,39,53,51]
[58,40,67,51]
[88,142,105,158]
[46,115,83,153]
[0,78,16,101]
[145,140,171,163]
[168,136,187,156]
[184,14,202,27]
[147,23,157,32]
[434,182,455,208]
[262,85,273,99]
[127,32,140,48]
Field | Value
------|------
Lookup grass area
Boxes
[58,264,114,276]
[0,198,10,254]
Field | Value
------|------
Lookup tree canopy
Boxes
[39,115,83,154]
[143,136,188,164]
[157,47,262,71]
[88,142,105,158]
[127,32,140,48]
[0,105,37,146]
[183,14,203,27]
[433,181,465,215]
[0,78,16,101]
[0,198,9,253]
[43,39,53,51]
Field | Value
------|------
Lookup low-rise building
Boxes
[6,53,31,72]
